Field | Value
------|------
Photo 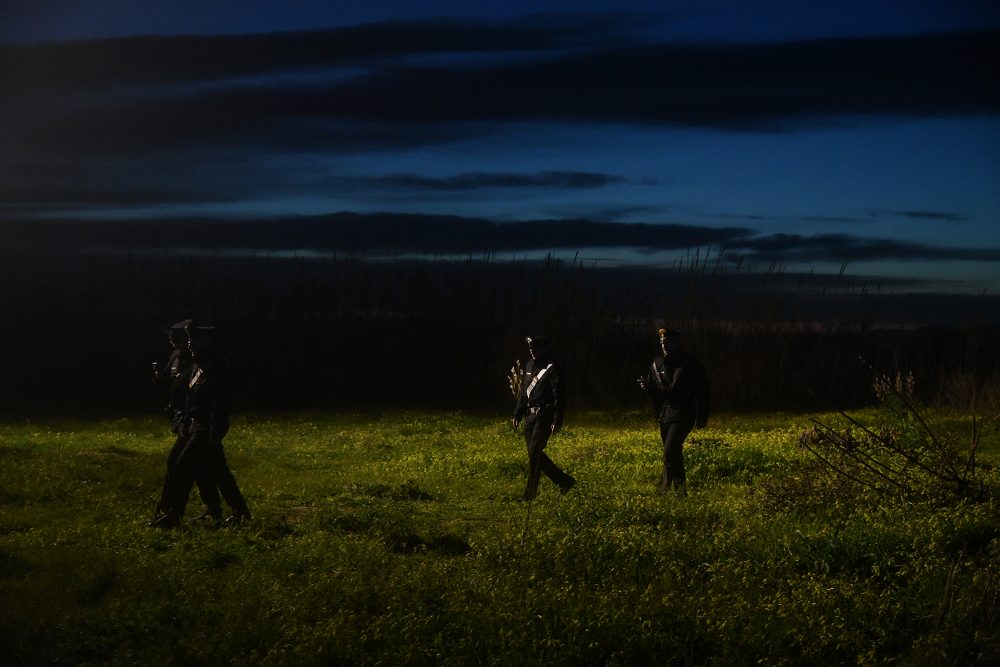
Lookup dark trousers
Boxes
[658,416,695,493]
[169,423,250,519]
[522,411,574,501]
[156,433,220,517]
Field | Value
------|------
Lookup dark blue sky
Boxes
[2,1,999,293]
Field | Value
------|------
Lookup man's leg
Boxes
[658,419,693,494]
[538,450,574,492]
[168,426,212,521]
[192,467,223,521]
[208,439,251,520]
[154,434,186,517]
[522,416,550,501]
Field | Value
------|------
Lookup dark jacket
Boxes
[514,357,566,430]
[156,348,193,433]
[185,353,232,438]
[642,350,710,425]
[166,350,192,407]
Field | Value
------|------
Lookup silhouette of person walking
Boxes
[638,327,710,496]
[150,320,222,524]
[512,335,575,501]
[151,322,251,528]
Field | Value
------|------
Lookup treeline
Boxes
[2,246,998,416]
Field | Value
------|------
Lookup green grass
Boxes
[1,410,998,666]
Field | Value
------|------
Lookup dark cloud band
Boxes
[728,233,1000,263]
[340,171,625,192]
[4,26,998,159]
[4,214,997,264]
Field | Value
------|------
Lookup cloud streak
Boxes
[4,214,998,266]
[4,24,998,156]
[339,171,626,192]
[869,209,970,222]
[1,16,616,91]
[0,214,749,254]
[728,233,1000,263]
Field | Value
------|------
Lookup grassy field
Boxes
[1,409,998,666]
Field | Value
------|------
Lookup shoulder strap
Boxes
[651,359,667,390]
[526,363,554,399]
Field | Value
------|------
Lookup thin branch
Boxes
[838,411,947,483]
[962,415,983,482]
[800,430,871,491]
[826,415,916,485]
[809,419,909,491]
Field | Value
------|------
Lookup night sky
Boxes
[3,0,999,294]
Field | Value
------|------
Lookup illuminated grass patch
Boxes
[0,411,997,665]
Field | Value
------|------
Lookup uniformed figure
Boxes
[512,335,575,501]
[150,320,222,523]
[152,323,251,528]
[638,327,710,495]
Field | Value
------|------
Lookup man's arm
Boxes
[550,364,565,433]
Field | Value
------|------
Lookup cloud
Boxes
[544,204,673,222]
[2,213,751,254]
[339,171,625,192]
[0,161,627,212]
[869,209,969,222]
[0,152,289,209]
[727,233,1000,263]
[2,19,997,216]
[1,16,614,91]
[323,29,999,128]
[711,209,973,229]
[4,214,998,266]
[4,25,997,158]
[714,213,868,224]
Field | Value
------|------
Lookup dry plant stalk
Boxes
[508,359,523,399]
[873,370,916,403]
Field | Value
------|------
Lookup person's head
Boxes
[526,335,551,361]
[659,327,683,356]
[185,322,216,360]
[164,319,192,352]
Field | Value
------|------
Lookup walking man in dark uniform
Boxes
[151,320,222,524]
[638,327,710,496]
[152,323,251,528]
[512,335,575,501]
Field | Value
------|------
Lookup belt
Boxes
[527,405,554,414]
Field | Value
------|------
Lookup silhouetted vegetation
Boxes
[1,245,997,416]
